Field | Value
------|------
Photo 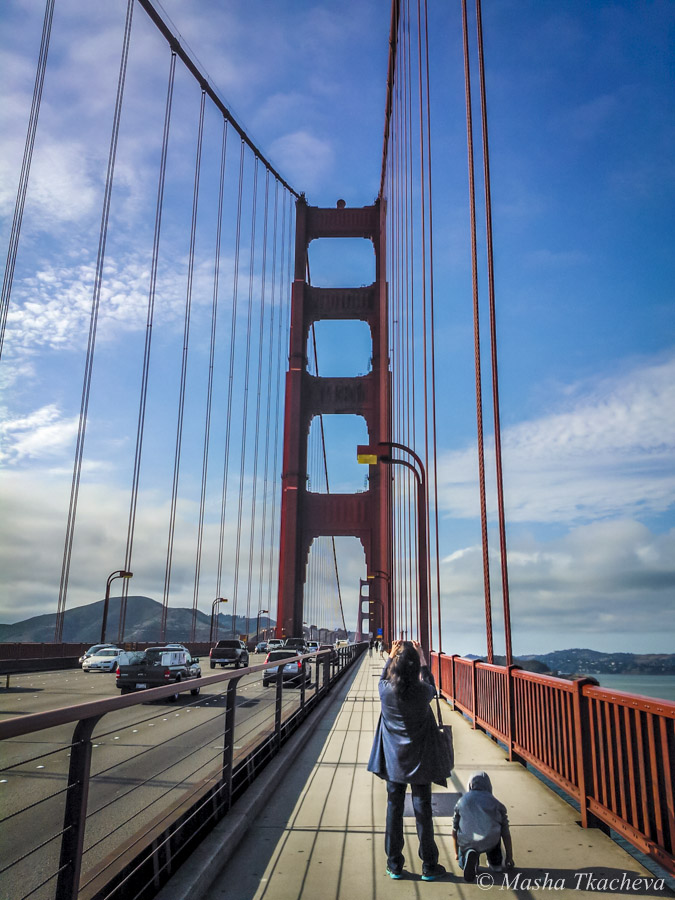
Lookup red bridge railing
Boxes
[431,653,675,875]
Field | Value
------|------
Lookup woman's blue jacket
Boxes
[367,658,448,786]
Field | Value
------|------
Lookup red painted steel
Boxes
[276,199,392,640]
[432,652,675,874]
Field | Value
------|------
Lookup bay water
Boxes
[594,673,675,702]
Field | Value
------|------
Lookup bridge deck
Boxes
[159,653,671,900]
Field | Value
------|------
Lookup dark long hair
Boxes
[387,642,421,696]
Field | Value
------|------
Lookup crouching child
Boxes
[452,771,515,882]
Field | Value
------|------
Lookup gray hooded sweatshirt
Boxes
[452,771,510,852]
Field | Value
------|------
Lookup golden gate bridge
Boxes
[0,1,673,898]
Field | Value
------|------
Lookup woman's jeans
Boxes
[385,781,438,871]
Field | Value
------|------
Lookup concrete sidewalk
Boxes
[170,652,672,900]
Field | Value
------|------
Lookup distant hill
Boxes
[522,648,675,676]
[470,649,675,676]
[492,655,551,674]
[0,596,273,643]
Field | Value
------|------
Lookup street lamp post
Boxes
[210,598,228,643]
[358,441,430,658]
[256,608,269,644]
[101,570,133,644]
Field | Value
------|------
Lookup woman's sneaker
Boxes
[421,864,447,881]
[386,866,403,880]
[463,849,479,882]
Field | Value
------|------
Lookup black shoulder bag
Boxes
[434,692,455,772]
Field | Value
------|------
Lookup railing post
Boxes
[571,676,604,830]
[506,664,525,763]
[471,658,478,728]
[275,668,284,747]
[449,654,457,706]
[56,715,102,900]
[324,652,331,691]
[222,677,240,810]
[300,659,306,708]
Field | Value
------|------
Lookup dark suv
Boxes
[283,637,309,653]
[209,639,249,669]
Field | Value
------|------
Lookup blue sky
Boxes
[0,0,673,655]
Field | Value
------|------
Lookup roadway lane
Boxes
[0,656,314,900]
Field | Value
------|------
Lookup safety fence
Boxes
[430,653,675,875]
[0,643,366,900]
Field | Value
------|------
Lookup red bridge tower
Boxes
[277,198,392,641]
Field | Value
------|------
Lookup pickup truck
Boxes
[209,639,249,669]
[116,647,202,698]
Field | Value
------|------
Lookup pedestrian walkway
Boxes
[165,652,672,900]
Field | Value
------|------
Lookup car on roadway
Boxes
[116,647,202,697]
[262,649,309,688]
[82,647,124,673]
[79,643,117,666]
[209,639,249,669]
[283,637,309,653]
[267,638,284,650]
[306,640,320,655]
[255,641,268,653]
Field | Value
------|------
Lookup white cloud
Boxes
[268,130,334,192]
[438,520,675,654]
[0,404,78,462]
[0,466,283,625]
[438,353,675,524]
[2,251,226,355]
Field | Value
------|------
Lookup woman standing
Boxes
[367,640,451,881]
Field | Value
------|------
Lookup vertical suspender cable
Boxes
[216,141,246,613]
[257,180,279,619]
[475,0,513,664]
[309,321,347,635]
[403,0,415,639]
[232,159,259,632]
[421,0,444,655]
[159,88,206,642]
[0,0,55,362]
[118,48,176,643]
[246,170,270,626]
[461,0,494,663]
[266,192,286,619]
[416,0,435,651]
[190,117,229,641]
[54,0,134,642]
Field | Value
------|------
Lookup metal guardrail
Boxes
[431,652,675,875]
[0,643,367,900]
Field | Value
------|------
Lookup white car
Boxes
[79,643,117,666]
[82,647,124,673]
